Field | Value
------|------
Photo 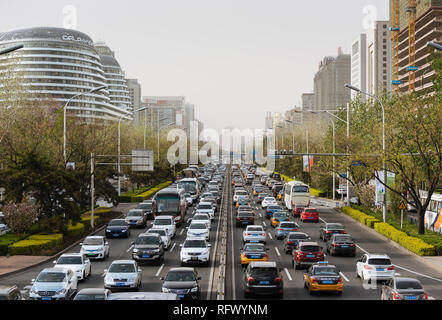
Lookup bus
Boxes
[283,181,311,211]
[177,178,201,202]
[152,188,187,225]
[183,167,198,179]
[420,192,442,234]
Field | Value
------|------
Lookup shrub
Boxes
[66,223,85,238]
[8,239,54,255]
[28,234,63,246]
[132,181,172,202]
[0,234,24,256]
[80,216,100,228]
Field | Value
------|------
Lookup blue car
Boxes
[275,221,299,240]
[265,206,283,219]
[105,219,131,238]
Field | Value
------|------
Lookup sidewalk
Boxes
[0,202,137,279]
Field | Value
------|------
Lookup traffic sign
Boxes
[398,201,407,210]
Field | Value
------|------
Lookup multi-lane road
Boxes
[0,164,441,300]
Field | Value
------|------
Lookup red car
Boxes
[293,205,306,217]
[300,208,319,222]
[292,242,325,270]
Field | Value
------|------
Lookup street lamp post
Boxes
[63,85,107,163]
[345,84,387,222]
[427,41,442,51]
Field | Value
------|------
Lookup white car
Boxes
[262,197,277,208]
[80,236,110,260]
[151,216,176,238]
[0,212,10,235]
[146,228,172,250]
[180,237,211,266]
[184,193,194,206]
[195,202,215,220]
[186,222,210,241]
[356,253,395,282]
[29,267,78,300]
[234,190,249,203]
[104,260,142,291]
[53,253,91,281]
[242,225,267,244]
[191,213,212,230]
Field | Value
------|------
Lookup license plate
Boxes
[191,257,198,260]
[341,245,349,248]
[142,255,150,258]
[405,296,417,300]
[376,268,384,271]
[113,234,119,237]
[250,240,259,243]
[260,281,270,285]
[116,282,125,286]
[251,255,260,259]
[252,234,259,237]
[322,280,333,284]
[307,254,315,258]
[242,221,248,224]
[308,217,315,219]
[178,295,185,298]
[87,253,96,256]
[41,297,52,300]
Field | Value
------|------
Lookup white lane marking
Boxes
[179,228,184,235]
[170,242,176,252]
[126,245,133,253]
[392,265,442,283]
[268,233,273,240]
[319,217,327,224]
[262,221,266,227]
[339,272,350,282]
[155,264,164,277]
[258,213,262,218]
[284,268,293,281]
[428,296,436,300]
[275,247,281,257]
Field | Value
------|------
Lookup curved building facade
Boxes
[0,27,132,121]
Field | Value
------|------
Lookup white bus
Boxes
[420,193,442,234]
[283,181,311,211]
[177,178,200,202]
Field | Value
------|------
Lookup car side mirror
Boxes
[31,279,35,284]
[208,244,211,247]
[53,260,57,264]
[179,244,183,247]
[138,268,142,273]
[160,277,165,281]
[197,276,202,280]
[103,269,108,274]
[105,242,109,246]
[79,243,83,246]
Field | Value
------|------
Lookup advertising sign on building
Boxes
[375,171,395,205]
[303,156,314,172]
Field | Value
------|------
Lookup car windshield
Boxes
[57,256,82,264]
[264,198,275,201]
[236,192,247,195]
[247,227,263,232]
[280,223,296,228]
[37,272,66,282]
[239,206,252,210]
[334,236,354,242]
[327,224,344,230]
[368,258,391,265]
[244,245,265,252]
[165,271,196,282]
[108,220,126,226]
[313,267,339,276]
[198,205,213,210]
[189,223,207,230]
[250,267,278,277]
[154,219,172,226]
[193,215,209,220]
[184,240,207,248]
[75,294,106,300]
[127,211,143,217]
[268,206,281,210]
[294,186,309,193]
[274,213,287,219]
[305,209,317,213]
[289,233,309,240]
[108,263,136,273]
[148,230,167,236]
[138,204,152,210]
[135,236,160,245]
[300,246,321,252]
[396,280,423,290]
[83,238,103,245]
[238,212,253,217]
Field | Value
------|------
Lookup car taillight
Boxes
[364,265,374,270]
[387,266,395,271]
[263,254,268,259]
[350,243,356,247]
[392,292,401,300]
[260,233,265,236]
[338,277,343,284]
[287,241,293,244]
[236,217,241,221]
[246,276,255,283]
[311,277,318,284]
[245,233,250,236]
[241,253,246,258]
[274,276,282,283]
[333,243,339,247]
[326,231,333,234]
[424,293,428,300]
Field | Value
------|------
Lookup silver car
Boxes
[243,225,267,244]
[125,209,147,228]
[186,222,210,241]
[146,228,171,250]
[104,260,142,291]
[29,268,78,300]
[381,277,428,300]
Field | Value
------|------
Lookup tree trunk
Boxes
[418,207,425,235]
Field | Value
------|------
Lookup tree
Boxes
[2,199,40,235]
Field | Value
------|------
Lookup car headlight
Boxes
[106,229,111,232]
[133,248,139,253]
[162,287,171,293]
[56,288,67,295]
[152,249,160,253]
[121,229,127,232]
[190,287,198,292]
[30,288,39,295]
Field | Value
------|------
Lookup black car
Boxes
[319,223,346,241]
[105,219,130,238]
[283,232,311,254]
[137,202,154,220]
[243,261,283,299]
[161,268,201,300]
[326,234,356,257]
[236,211,255,227]
[131,233,165,265]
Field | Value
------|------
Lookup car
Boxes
[262,197,277,208]
[234,190,249,203]
[29,267,78,300]
[186,222,210,241]
[275,221,300,240]
[292,242,325,270]
[283,232,311,254]
[326,234,356,257]
[180,237,211,266]
[319,223,346,241]
[0,285,24,300]
[80,236,110,260]
[293,205,306,217]
[146,228,172,250]
[125,209,148,228]
[356,253,395,283]
[104,260,142,291]
[381,277,429,300]
[184,193,194,207]
[236,196,250,208]
[277,190,284,200]
[105,219,130,238]
[300,208,319,223]
[303,262,343,295]
[204,196,218,212]
[210,190,221,204]
[131,233,165,265]
[240,243,269,266]
[195,202,215,220]
[236,205,254,217]
[236,211,255,227]
[272,184,284,197]
[265,205,283,219]
[253,185,263,196]
[190,213,212,230]
[256,193,270,204]
[137,202,154,220]
[161,267,202,300]
[243,225,267,244]
[53,253,91,281]
[243,261,283,298]
[270,211,290,227]
[151,215,176,238]
[73,288,111,300]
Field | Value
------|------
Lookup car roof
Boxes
[84,235,104,239]
[155,215,173,219]
[110,259,136,264]
[365,253,391,259]
[59,253,84,257]
[41,267,69,273]
[77,288,109,294]
[249,261,277,268]
[107,292,178,300]
[137,233,160,238]
[394,277,421,283]
[184,237,207,241]
[298,241,320,246]
[168,267,195,273]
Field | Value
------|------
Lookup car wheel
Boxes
[82,271,85,281]
[337,291,342,296]
[243,291,251,299]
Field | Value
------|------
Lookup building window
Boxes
[383,25,387,29]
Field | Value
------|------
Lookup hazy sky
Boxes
[0,0,389,131]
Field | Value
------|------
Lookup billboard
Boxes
[132,149,154,172]
[375,171,395,205]
[303,155,314,172]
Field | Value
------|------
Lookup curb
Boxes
[0,209,126,280]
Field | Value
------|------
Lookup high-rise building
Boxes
[126,79,141,125]
[265,112,274,131]
[302,93,314,123]
[390,0,442,94]
[0,27,131,121]
[351,34,367,101]
[141,96,185,129]
[313,48,351,112]
[95,42,132,117]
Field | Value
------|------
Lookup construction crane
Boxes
[407,0,417,92]
[390,0,401,94]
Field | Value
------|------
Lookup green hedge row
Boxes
[8,234,63,255]
[0,234,23,256]
[27,234,63,247]
[66,223,85,238]
[341,206,436,256]
[131,181,173,202]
